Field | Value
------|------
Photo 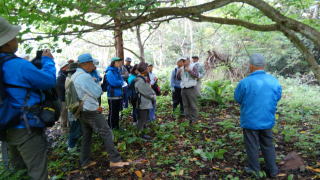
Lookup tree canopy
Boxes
[0,0,320,81]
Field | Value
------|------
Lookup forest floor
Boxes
[44,95,320,180]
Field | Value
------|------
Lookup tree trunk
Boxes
[114,18,124,59]
[189,20,194,57]
[136,25,145,62]
[159,29,164,67]
[311,3,319,19]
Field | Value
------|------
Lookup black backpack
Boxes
[31,56,61,127]
[101,72,109,92]
[128,75,146,105]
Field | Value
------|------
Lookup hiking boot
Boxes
[110,161,130,168]
[244,167,259,177]
[267,170,279,178]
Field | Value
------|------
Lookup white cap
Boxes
[0,17,21,46]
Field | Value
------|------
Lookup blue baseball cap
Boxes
[78,53,97,64]
[111,57,122,62]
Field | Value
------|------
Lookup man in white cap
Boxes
[71,53,129,168]
[177,57,200,124]
[0,17,56,180]
[124,57,133,73]
[234,53,282,178]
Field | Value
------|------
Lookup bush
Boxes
[155,67,173,96]
[200,80,235,105]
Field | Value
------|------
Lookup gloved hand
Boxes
[122,81,128,88]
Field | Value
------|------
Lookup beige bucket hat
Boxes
[0,17,21,46]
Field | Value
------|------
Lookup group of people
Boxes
[170,56,205,123]
[0,16,283,179]
[56,54,162,167]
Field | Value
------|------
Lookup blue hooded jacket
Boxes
[106,66,124,98]
[1,53,56,128]
[234,70,282,130]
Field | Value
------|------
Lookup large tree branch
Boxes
[280,26,320,82]
[124,47,143,62]
[119,0,238,29]
[239,0,320,48]
[20,28,101,42]
[188,15,279,32]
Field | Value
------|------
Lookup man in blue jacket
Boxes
[73,54,129,168]
[234,54,282,178]
[0,17,56,180]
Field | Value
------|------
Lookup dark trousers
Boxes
[68,120,82,148]
[243,129,278,175]
[79,111,121,166]
[108,99,122,129]
[132,104,138,122]
[148,102,156,122]
[137,109,149,130]
[7,128,48,180]
[172,87,184,113]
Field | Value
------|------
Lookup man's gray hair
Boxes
[249,53,266,67]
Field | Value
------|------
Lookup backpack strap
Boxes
[0,54,32,132]
[136,75,146,83]
[0,54,17,99]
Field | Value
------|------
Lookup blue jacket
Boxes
[128,74,137,85]
[106,66,124,97]
[234,70,282,130]
[1,53,56,128]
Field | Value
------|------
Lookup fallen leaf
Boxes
[135,170,143,178]
[82,161,97,169]
[306,166,320,173]
[190,158,198,161]
[178,169,184,176]
[69,170,80,174]
[300,131,307,134]
[312,175,320,179]
[224,167,232,172]
[212,166,223,171]
[277,173,287,177]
